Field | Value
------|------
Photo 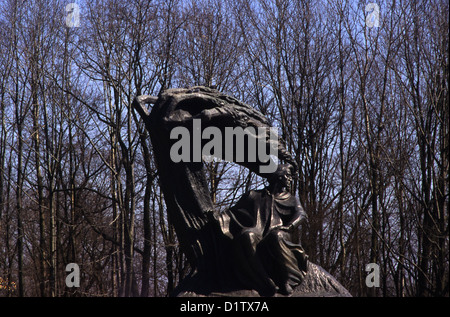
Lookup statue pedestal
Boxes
[175,262,352,297]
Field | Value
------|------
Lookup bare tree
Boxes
[0,0,447,297]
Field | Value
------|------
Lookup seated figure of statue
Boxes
[209,163,308,295]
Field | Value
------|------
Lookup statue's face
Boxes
[278,167,292,188]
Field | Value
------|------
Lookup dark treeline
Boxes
[0,0,448,297]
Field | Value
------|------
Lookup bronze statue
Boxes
[133,86,351,297]
[210,163,308,295]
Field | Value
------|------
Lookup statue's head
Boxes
[267,163,294,188]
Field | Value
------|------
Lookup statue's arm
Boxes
[280,199,307,232]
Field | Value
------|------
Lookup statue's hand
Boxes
[278,224,294,232]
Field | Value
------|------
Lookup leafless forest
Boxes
[0,0,448,297]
